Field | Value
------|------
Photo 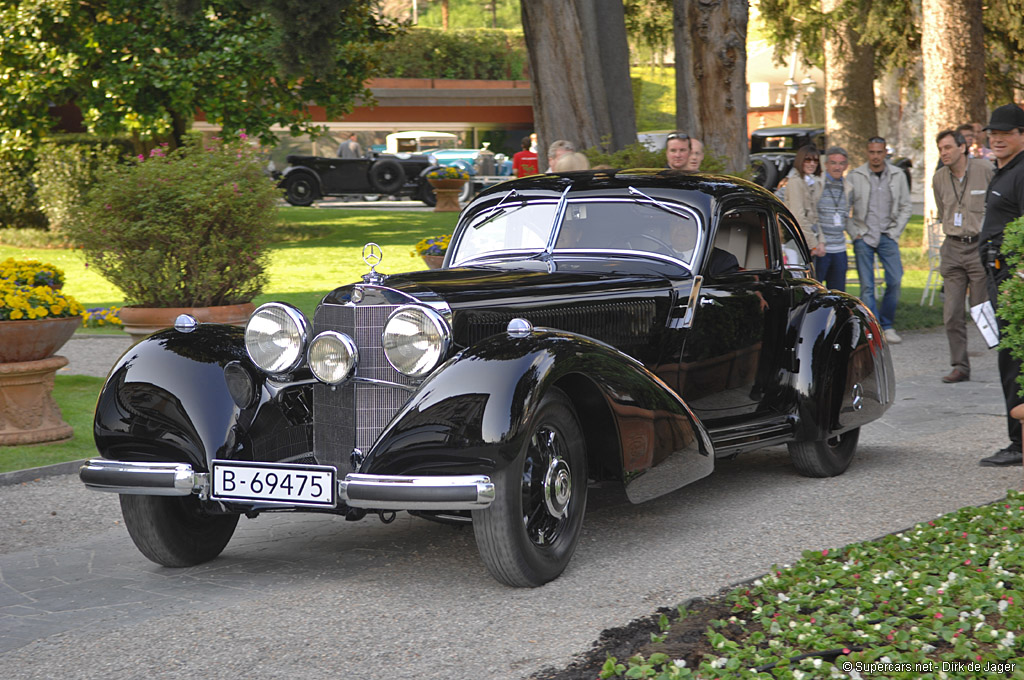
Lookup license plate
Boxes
[211,461,335,507]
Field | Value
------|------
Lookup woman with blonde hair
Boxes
[553,152,590,172]
[783,145,825,258]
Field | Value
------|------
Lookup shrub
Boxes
[379,28,527,80]
[33,140,123,232]
[0,153,46,230]
[996,215,1024,394]
[67,133,280,308]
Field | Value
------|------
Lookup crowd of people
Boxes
[544,112,1024,468]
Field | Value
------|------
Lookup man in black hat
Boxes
[979,103,1024,466]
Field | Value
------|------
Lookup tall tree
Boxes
[521,0,636,161]
[821,0,877,167]
[922,0,986,222]
[0,0,399,153]
[672,0,749,172]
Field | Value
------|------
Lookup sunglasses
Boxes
[804,157,819,163]
[666,133,690,141]
[867,136,887,144]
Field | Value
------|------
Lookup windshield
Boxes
[449,201,559,265]
[450,197,703,268]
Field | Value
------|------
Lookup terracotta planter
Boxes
[429,178,467,212]
[0,355,73,445]
[422,255,445,269]
[119,302,256,345]
[0,316,81,363]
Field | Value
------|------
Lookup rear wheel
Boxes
[284,173,317,206]
[368,158,406,193]
[472,388,588,587]
[751,157,779,190]
[787,427,860,477]
[418,179,437,207]
[120,494,239,567]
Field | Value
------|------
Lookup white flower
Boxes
[999,599,1010,613]
[777,593,790,602]
[711,657,728,669]
[851,607,860,618]
[812,658,822,669]
[850,670,863,680]
[921,644,936,652]
[673,659,686,668]
[881,656,891,664]
[793,670,806,680]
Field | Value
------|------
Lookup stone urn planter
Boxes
[421,254,445,269]
[119,302,256,345]
[428,178,467,212]
[0,316,81,445]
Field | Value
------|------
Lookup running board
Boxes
[707,416,797,456]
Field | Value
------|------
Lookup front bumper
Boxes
[79,459,495,510]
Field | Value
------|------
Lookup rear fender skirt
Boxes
[791,293,895,440]
[363,329,714,503]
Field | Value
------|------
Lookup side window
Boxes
[710,209,770,274]
[776,212,810,269]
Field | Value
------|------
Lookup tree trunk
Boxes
[921,0,986,231]
[673,0,749,172]
[441,0,449,30]
[822,0,877,169]
[521,0,637,161]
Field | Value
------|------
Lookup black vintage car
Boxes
[278,152,438,206]
[750,125,913,192]
[80,170,895,587]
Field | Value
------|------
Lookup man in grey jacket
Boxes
[847,136,913,344]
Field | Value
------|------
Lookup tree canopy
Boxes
[0,0,400,154]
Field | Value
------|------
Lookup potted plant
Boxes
[426,165,470,212]
[0,258,85,444]
[67,133,279,343]
[412,234,451,269]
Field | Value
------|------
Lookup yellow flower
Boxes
[10,310,23,319]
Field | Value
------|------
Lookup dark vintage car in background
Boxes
[277,152,435,206]
[80,170,895,587]
[750,124,913,193]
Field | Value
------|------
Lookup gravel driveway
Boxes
[1,325,1020,679]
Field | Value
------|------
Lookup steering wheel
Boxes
[628,232,677,256]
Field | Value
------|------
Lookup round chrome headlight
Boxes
[244,303,310,374]
[382,305,451,378]
[308,331,358,385]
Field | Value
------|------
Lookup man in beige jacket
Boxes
[932,128,994,383]
[847,137,913,344]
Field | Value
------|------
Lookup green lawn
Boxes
[0,206,459,320]
[0,375,105,473]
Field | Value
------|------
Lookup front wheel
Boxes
[787,427,860,478]
[283,173,317,206]
[120,494,239,567]
[472,388,588,587]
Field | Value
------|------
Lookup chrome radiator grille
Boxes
[312,302,417,471]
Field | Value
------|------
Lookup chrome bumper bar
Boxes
[80,459,495,510]
[80,459,206,496]
[339,473,495,510]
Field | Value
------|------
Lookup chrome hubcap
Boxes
[543,457,572,518]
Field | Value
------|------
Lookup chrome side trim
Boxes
[80,459,207,496]
[339,473,495,510]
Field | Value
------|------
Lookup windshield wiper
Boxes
[471,189,522,231]
[627,185,694,221]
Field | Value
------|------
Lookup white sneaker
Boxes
[884,328,902,344]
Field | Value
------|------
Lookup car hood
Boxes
[322,262,678,357]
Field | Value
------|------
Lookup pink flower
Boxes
[934,612,943,619]
[842,648,851,654]
[964,559,972,565]
[821,549,829,557]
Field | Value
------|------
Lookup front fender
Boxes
[364,330,714,503]
[93,325,313,472]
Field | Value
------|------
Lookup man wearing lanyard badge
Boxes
[932,129,993,384]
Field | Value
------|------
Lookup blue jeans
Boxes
[853,235,902,330]
[813,251,847,292]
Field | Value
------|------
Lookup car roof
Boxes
[750,125,825,137]
[474,168,777,209]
